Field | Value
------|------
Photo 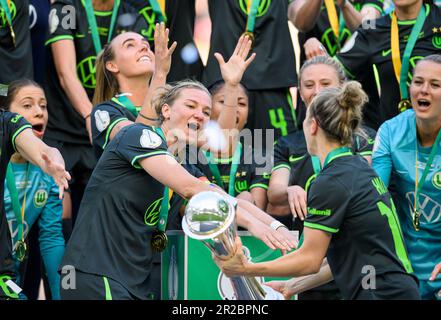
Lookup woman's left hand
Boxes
[214,237,249,277]
[153,22,177,76]
[215,34,256,86]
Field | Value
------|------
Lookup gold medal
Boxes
[241,31,255,47]
[413,209,420,232]
[151,230,168,252]
[9,26,16,47]
[398,99,412,113]
[15,240,27,262]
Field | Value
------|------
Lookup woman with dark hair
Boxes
[3,79,64,300]
[216,81,420,300]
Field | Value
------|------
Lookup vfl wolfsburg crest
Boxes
[433,172,441,190]
[77,56,97,89]
[234,180,248,194]
[0,0,16,28]
[433,35,441,49]
[321,27,352,56]
[144,198,162,226]
[140,129,162,149]
[34,190,48,208]
[238,0,271,17]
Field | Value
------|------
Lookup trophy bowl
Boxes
[182,191,284,300]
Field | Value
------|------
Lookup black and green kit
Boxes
[0,111,31,300]
[60,124,172,300]
[305,147,420,300]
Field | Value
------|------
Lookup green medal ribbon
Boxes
[0,0,16,46]
[203,143,243,196]
[323,146,352,167]
[83,0,120,55]
[149,0,167,23]
[112,95,141,118]
[6,163,29,262]
[391,4,426,102]
[245,0,262,33]
[153,126,170,233]
[413,126,441,231]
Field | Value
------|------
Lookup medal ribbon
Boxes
[391,5,426,102]
[414,126,441,231]
[203,142,243,196]
[0,0,15,45]
[83,0,120,55]
[112,94,140,118]
[154,127,173,232]
[149,0,167,23]
[245,0,261,33]
[6,163,29,246]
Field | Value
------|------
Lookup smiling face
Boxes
[410,60,441,123]
[299,64,342,107]
[106,32,155,79]
[211,84,249,130]
[9,85,48,139]
[162,87,212,145]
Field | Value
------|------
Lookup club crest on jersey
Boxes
[433,172,441,190]
[95,110,110,132]
[34,190,48,208]
[140,129,162,149]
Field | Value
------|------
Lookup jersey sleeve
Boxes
[38,176,64,300]
[117,125,172,168]
[272,137,290,172]
[3,112,32,153]
[362,0,384,14]
[335,27,372,79]
[352,127,377,157]
[92,103,130,151]
[372,123,393,187]
[304,175,350,234]
[45,0,75,46]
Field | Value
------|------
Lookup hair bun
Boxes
[337,81,368,111]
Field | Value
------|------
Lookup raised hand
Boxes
[154,22,177,77]
[215,35,256,86]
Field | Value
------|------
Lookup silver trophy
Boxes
[182,191,284,300]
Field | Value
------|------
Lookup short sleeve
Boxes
[372,123,393,187]
[117,125,171,168]
[304,176,350,234]
[362,0,385,14]
[352,127,377,156]
[272,137,290,172]
[45,0,75,46]
[92,103,130,151]
[335,27,372,79]
[250,163,270,190]
[3,112,32,152]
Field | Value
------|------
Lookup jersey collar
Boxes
[323,146,352,167]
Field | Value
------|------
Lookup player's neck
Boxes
[416,118,441,147]
[160,124,180,154]
[317,140,344,167]
[10,153,27,164]
[93,0,115,11]
[394,1,423,20]
[118,78,149,107]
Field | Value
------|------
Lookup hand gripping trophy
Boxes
[182,191,284,300]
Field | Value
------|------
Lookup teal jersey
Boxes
[372,110,441,299]
[4,162,64,299]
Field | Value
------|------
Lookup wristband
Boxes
[139,112,159,122]
[270,220,286,231]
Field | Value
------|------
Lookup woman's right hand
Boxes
[303,37,328,60]
[214,34,256,86]
[287,185,307,221]
[265,280,296,300]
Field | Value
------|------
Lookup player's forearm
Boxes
[58,71,93,118]
[286,261,333,294]
[289,0,323,32]
[236,198,277,226]
[267,183,289,206]
[339,0,363,31]
[137,73,167,125]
